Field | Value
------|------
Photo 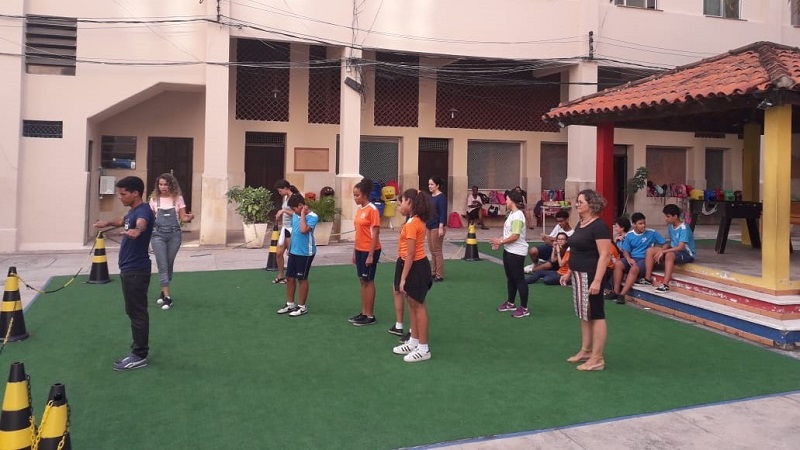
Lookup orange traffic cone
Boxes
[0,267,29,342]
[0,362,35,450]
[87,232,111,284]
[34,384,71,450]
[462,224,481,261]
[264,223,279,271]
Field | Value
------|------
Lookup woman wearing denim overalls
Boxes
[149,173,193,310]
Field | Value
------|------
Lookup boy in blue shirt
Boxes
[643,204,696,292]
[611,212,666,303]
[277,194,319,316]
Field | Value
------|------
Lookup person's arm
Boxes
[366,212,380,265]
[177,197,193,223]
[94,217,124,229]
[399,236,416,293]
[437,196,447,236]
[299,206,312,234]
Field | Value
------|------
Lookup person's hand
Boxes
[275,210,283,220]
[490,237,501,250]
[301,205,310,216]
[184,212,194,222]
[366,254,373,266]
[438,228,444,237]
[589,279,601,295]
[654,250,665,264]
[399,279,407,294]
[560,272,571,286]
[93,220,108,229]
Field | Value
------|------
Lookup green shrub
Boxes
[225,186,274,224]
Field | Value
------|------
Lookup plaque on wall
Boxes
[294,148,329,172]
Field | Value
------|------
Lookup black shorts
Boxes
[394,257,432,303]
[286,253,314,280]
[355,249,381,281]
[467,208,480,220]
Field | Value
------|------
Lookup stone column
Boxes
[563,62,598,220]
[199,8,231,245]
[335,47,364,242]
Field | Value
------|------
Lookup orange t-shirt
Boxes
[398,216,427,261]
[557,251,571,276]
[608,244,620,269]
[354,203,382,251]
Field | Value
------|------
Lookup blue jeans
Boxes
[525,270,562,285]
[151,229,181,287]
[121,271,150,358]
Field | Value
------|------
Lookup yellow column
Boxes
[761,105,791,289]
[741,122,761,245]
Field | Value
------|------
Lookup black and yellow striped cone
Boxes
[0,267,29,343]
[264,223,280,271]
[87,233,111,284]
[34,384,70,450]
[462,224,481,261]
[0,362,34,450]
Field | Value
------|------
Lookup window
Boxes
[705,148,726,190]
[540,143,568,190]
[704,0,740,19]
[792,0,800,26]
[614,0,657,9]
[467,141,520,188]
[25,15,77,75]
[22,120,63,138]
[101,136,137,169]
[360,138,399,184]
[646,146,687,189]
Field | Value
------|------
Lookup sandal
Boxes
[577,358,605,371]
[566,348,592,363]
[272,277,287,284]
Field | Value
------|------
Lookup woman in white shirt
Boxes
[490,190,530,318]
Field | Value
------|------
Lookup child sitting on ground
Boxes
[525,232,570,285]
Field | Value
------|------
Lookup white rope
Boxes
[701,201,719,216]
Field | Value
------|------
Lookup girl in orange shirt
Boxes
[349,178,382,326]
[392,189,434,362]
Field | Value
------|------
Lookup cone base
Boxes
[3,332,29,342]
[463,257,481,261]
[86,279,112,284]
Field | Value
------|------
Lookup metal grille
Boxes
[308,46,341,124]
[436,71,560,132]
[419,138,448,152]
[25,15,77,75]
[360,139,399,184]
[467,141,520,189]
[374,53,419,127]
[540,143,568,190]
[245,132,285,146]
[22,120,63,138]
[236,39,290,122]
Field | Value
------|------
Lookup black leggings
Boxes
[503,250,528,308]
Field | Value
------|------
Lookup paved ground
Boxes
[3,224,800,449]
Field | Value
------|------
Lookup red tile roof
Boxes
[544,41,800,131]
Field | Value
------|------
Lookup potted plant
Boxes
[623,166,650,217]
[225,186,275,248]
[306,195,340,246]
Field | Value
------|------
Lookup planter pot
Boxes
[243,223,269,249]
[315,221,334,246]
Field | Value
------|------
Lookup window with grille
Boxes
[436,66,560,132]
[308,46,341,124]
[22,120,63,138]
[614,0,657,8]
[467,141,520,189]
[374,52,419,127]
[25,15,77,76]
[792,0,800,26]
[704,0,740,19]
[540,143,568,190]
[360,139,399,184]
[646,146,687,187]
[236,39,290,121]
[101,136,137,169]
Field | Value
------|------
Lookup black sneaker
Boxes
[113,353,148,371]
[387,326,404,336]
[161,296,173,310]
[604,291,617,301]
[349,313,366,323]
[399,331,411,343]
[353,315,376,327]
[615,295,626,305]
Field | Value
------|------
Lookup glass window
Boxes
[614,0,657,9]
[705,149,725,190]
[467,141,520,188]
[101,136,137,170]
[704,0,740,19]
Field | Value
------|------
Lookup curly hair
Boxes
[151,173,182,200]
[578,189,607,216]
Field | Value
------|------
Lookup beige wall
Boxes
[1,0,797,251]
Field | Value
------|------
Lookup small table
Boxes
[689,200,761,254]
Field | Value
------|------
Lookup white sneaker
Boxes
[393,342,418,355]
[277,303,298,314]
[524,264,534,274]
[289,305,308,317]
[403,348,431,363]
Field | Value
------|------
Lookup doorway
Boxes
[614,153,627,218]
[147,137,194,210]
[244,132,286,208]
[419,138,449,198]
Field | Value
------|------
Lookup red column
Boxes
[596,122,615,227]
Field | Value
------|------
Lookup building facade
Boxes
[2,0,799,252]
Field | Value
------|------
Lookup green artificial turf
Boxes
[3,261,800,449]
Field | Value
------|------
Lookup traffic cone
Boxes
[462,224,481,261]
[34,384,71,450]
[0,362,35,450]
[87,232,111,284]
[0,267,29,343]
[264,223,279,271]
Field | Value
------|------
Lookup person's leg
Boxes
[163,231,181,298]
[409,300,428,345]
[503,250,516,306]
[286,277,296,303]
[525,271,544,284]
[528,247,540,264]
[121,272,150,358]
[507,252,529,310]
[426,231,437,277]
[433,231,445,279]
[542,271,562,285]
[662,252,677,285]
[612,261,624,295]
[297,279,309,306]
[361,279,375,317]
[644,246,658,281]
[150,233,170,296]
[620,264,639,296]
[577,319,607,370]
[567,319,593,363]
